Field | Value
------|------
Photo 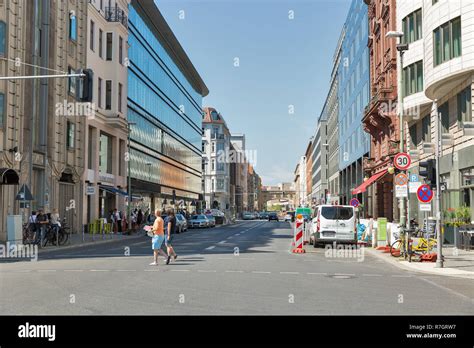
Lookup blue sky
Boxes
[155,0,351,185]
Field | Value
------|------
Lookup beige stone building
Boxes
[83,0,129,224]
[0,0,88,240]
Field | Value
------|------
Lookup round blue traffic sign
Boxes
[417,184,433,203]
[350,198,360,207]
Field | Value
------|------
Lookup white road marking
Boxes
[419,277,474,304]
[391,274,412,278]
[116,270,137,272]
[63,270,84,272]
[37,270,57,272]
[217,241,226,244]
[307,272,327,275]
[280,271,299,274]
[205,246,215,250]
[144,269,160,272]
[252,271,271,274]
[362,274,383,277]
[235,233,240,236]
[225,270,243,273]
[198,270,217,273]
[90,270,110,272]
[334,273,355,276]
[170,269,190,272]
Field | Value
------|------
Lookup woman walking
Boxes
[150,209,168,266]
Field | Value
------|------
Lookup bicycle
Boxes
[390,226,416,261]
[22,222,38,245]
[42,219,70,247]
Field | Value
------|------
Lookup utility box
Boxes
[7,215,22,245]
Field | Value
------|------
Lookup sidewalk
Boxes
[365,246,474,279]
[39,230,144,253]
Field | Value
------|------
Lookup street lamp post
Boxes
[386,31,409,229]
[127,121,136,232]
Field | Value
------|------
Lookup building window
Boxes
[211,178,215,191]
[438,101,449,134]
[98,77,102,108]
[90,20,95,51]
[433,17,461,66]
[422,115,431,143]
[211,111,219,121]
[69,12,77,41]
[0,93,4,128]
[211,159,215,171]
[432,0,438,4]
[68,66,76,96]
[402,9,422,44]
[106,32,113,61]
[99,29,103,58]
[99,133,113,174]
[457,86,472,125]
[118,82,122,113]
[0,21,5,56]
[409,124,418,148]
[105,80,112,110]
[403,61,423,97]
[211,142,215,153]
[119,36,123,64]
[67,122,75,149]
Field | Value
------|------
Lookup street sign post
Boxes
[420,203,431,211]
[349,198,359,208]
[417,184,434,203]
[393,152,411,171]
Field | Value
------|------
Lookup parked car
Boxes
[189,214,209,228]
[268,212,279,221]
[242,212,253,220]
[175,214,188,233]
[311,205,356,247]
[284,213,292,222]
[205,214,216,227]
[259,212,269,220]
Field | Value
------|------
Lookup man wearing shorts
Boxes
[150,209,168,266]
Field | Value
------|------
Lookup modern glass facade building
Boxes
[128,0,208,211]
[337,0,370,206]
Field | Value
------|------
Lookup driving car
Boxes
[175,214,188,233]
[259,212,269,220]
[268,212,279,221]
[242,212,253,220]
[205,214,216,227]
[189,214,209,228]
[284,213,292,222]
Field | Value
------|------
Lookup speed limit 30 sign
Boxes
[393,152,411,171]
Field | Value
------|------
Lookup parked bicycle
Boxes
[42,218,70,247]
[22,222,39,245]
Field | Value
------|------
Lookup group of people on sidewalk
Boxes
[28,208,62,245]
[149,207,178,266]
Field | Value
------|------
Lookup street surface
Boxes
[1,221,472,315]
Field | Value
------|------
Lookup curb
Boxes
[38,233,145,254]
[365,247,474,279]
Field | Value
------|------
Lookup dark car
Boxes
[268,212,278,221]
[259,212,269,220]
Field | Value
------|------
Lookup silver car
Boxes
[176,214,188,232]
[189,214,209,228]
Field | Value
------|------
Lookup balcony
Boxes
[211,133,225,140]
[105,7,128,28]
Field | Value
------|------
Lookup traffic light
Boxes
[419,159,436,187]
[76,68,93,102]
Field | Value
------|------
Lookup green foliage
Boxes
[444,206,471,227]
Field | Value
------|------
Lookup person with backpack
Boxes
[164,208,178,265]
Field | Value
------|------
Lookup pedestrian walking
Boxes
[137,209,143,226]
[150,209,168,266]
[164,208,178,264]
[114,209,123,233]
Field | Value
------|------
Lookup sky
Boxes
[155,0,351,185]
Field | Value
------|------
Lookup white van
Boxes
[310,205,357,246]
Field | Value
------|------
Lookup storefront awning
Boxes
[351,169,388,195]
[99,185,139,199]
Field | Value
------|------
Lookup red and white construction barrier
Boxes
[292,216,306,253]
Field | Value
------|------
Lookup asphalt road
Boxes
[1,220,473,315]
